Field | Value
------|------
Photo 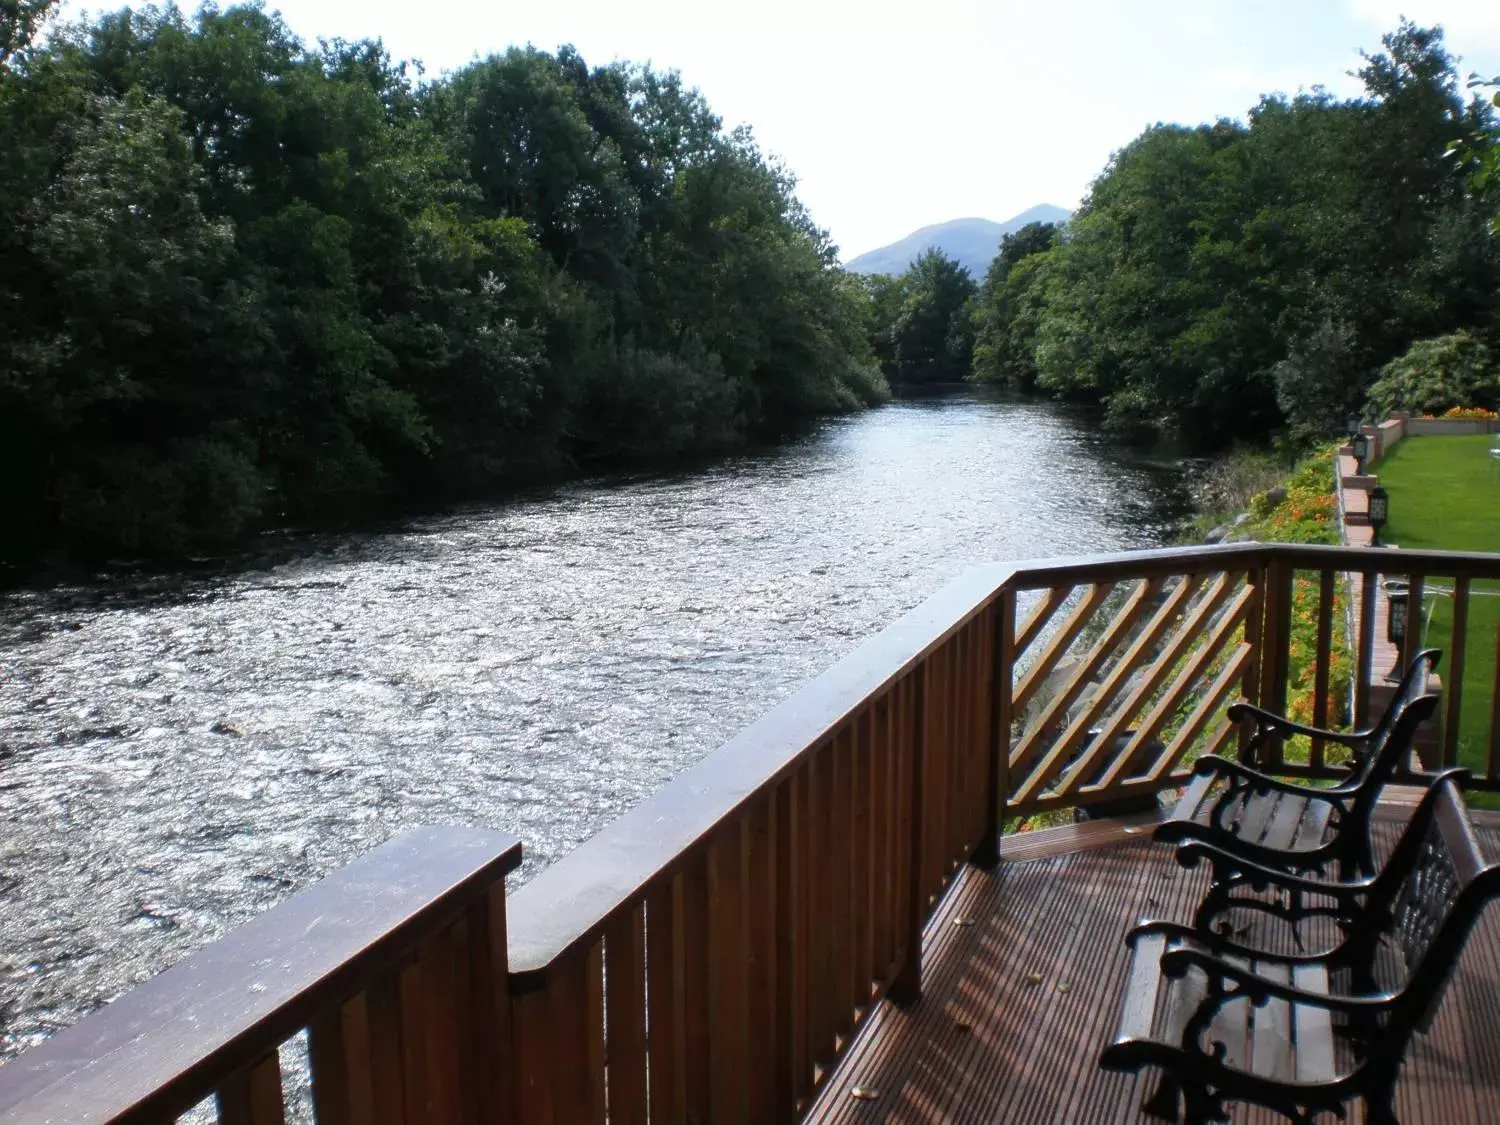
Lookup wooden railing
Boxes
[4,542,1500,1124]
[1248,544,1500,783]
[0,827,521,1124]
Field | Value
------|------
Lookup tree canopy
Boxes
[0,1,886,563]
[966,21,1500,448]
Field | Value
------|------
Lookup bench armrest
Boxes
[1192,754,1360,799]
[1128,919,1336,966]
[1173,840,1374,899]
[1225,701,1370,750]
[1156,945,1398,1013]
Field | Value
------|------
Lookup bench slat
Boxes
[1259,793,1311,853]
[1291,963,1336,1085]
[1235,789,1284,848]
[1290,800,1334,855]
[1173,771,1218,825]
[1250,961,1294,1084]
[1209,955,1252,1071]
[1163,955,1209,1048]
[1117,933,1166,1042]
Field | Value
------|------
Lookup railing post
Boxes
[972,591,1014,870]
[889,665,927,1006]
[1254,555,1294,768]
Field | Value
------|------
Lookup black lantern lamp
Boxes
[1351,431,1371,476]
[1368,484,1389,546]
[1383,578,1409,682]
[1346,416,1361,439]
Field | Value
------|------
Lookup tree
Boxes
[0,7,888,564]
[889,249,976,384]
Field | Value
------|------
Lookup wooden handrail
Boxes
[0,826,521,1124]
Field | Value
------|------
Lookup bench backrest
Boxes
[1364,772,1498,1034]
[1345,648,1440,786]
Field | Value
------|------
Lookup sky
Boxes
[55,0,1500,262]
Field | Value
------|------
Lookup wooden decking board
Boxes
[804,821,1500,1124]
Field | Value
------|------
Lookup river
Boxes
[0,388,1191,1058]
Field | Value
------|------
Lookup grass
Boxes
[1375,434,1500,788]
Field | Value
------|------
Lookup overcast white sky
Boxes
[56,0,1500,261]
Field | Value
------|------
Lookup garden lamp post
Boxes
[1369,485,1389,547]
[1383,578,1409,683]
[1351,430,1371,476]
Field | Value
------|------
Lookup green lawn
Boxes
[1376,434,1500,787]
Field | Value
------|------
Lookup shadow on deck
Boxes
[806,809,1500,1125]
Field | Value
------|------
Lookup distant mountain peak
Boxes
[845,204,1071,278]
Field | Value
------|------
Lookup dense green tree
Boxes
[970,20,1500,448]
[886,249,976,384]
[970,222,1058,391]
[0,3,886,564]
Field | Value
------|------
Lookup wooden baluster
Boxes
[990,589,1015,847]
[1311,568,1336,770]
[959,623,982,857]
[948,628,969,862]
[708,820,749,1122]
[851,710,874,1018]
[777,766,812,1111]
[217,1051,286,1125]
[1012,584,1070,658]
[1261,559,1294,767]
[870,693,896,979]
[444,886,510,1125]
[365,969,408,1125]
[680,852,712,1123]
[807,742,836,1063]
[605,903,648,1125]
[1488,614,1500,784]
[397,958,427,1122]
[891,668,926,1006]
[893,678,913,979]
[1356,569,1378,729]
[646,875,681,1124]
[828,727,856,1040]
[746,793,778,1124]
[1445,576,1471,768]
[511,981,554,1124]
[971,608,998,867]
[924,652,949,902]
[309,1002,353,1125]
[1239,564,1265,762]
[1402,575,1425,670]
[1403,576,1429,768]
[417,923,464,1124]
[518,944,605,1125]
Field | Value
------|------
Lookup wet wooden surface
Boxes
[805,814,1500,1125]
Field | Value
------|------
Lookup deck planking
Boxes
[804,816,1500,1125]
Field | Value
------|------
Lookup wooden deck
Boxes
[805,809,1500,1125]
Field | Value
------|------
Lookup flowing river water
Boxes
[0,389,1192,1059]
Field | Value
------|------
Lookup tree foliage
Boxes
[969,21,1500,449]
[863,248,976,384]
[0,4,886,562]
[1366,331,1499,417]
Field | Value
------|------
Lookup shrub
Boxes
[1366,332,1500,419]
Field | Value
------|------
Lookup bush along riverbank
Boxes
[1186,448,1352,759]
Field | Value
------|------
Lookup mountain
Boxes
[844,204,1072,279]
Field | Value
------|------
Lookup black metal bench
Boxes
[1155,651,1440,930]
[1101,770,1497,1124]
